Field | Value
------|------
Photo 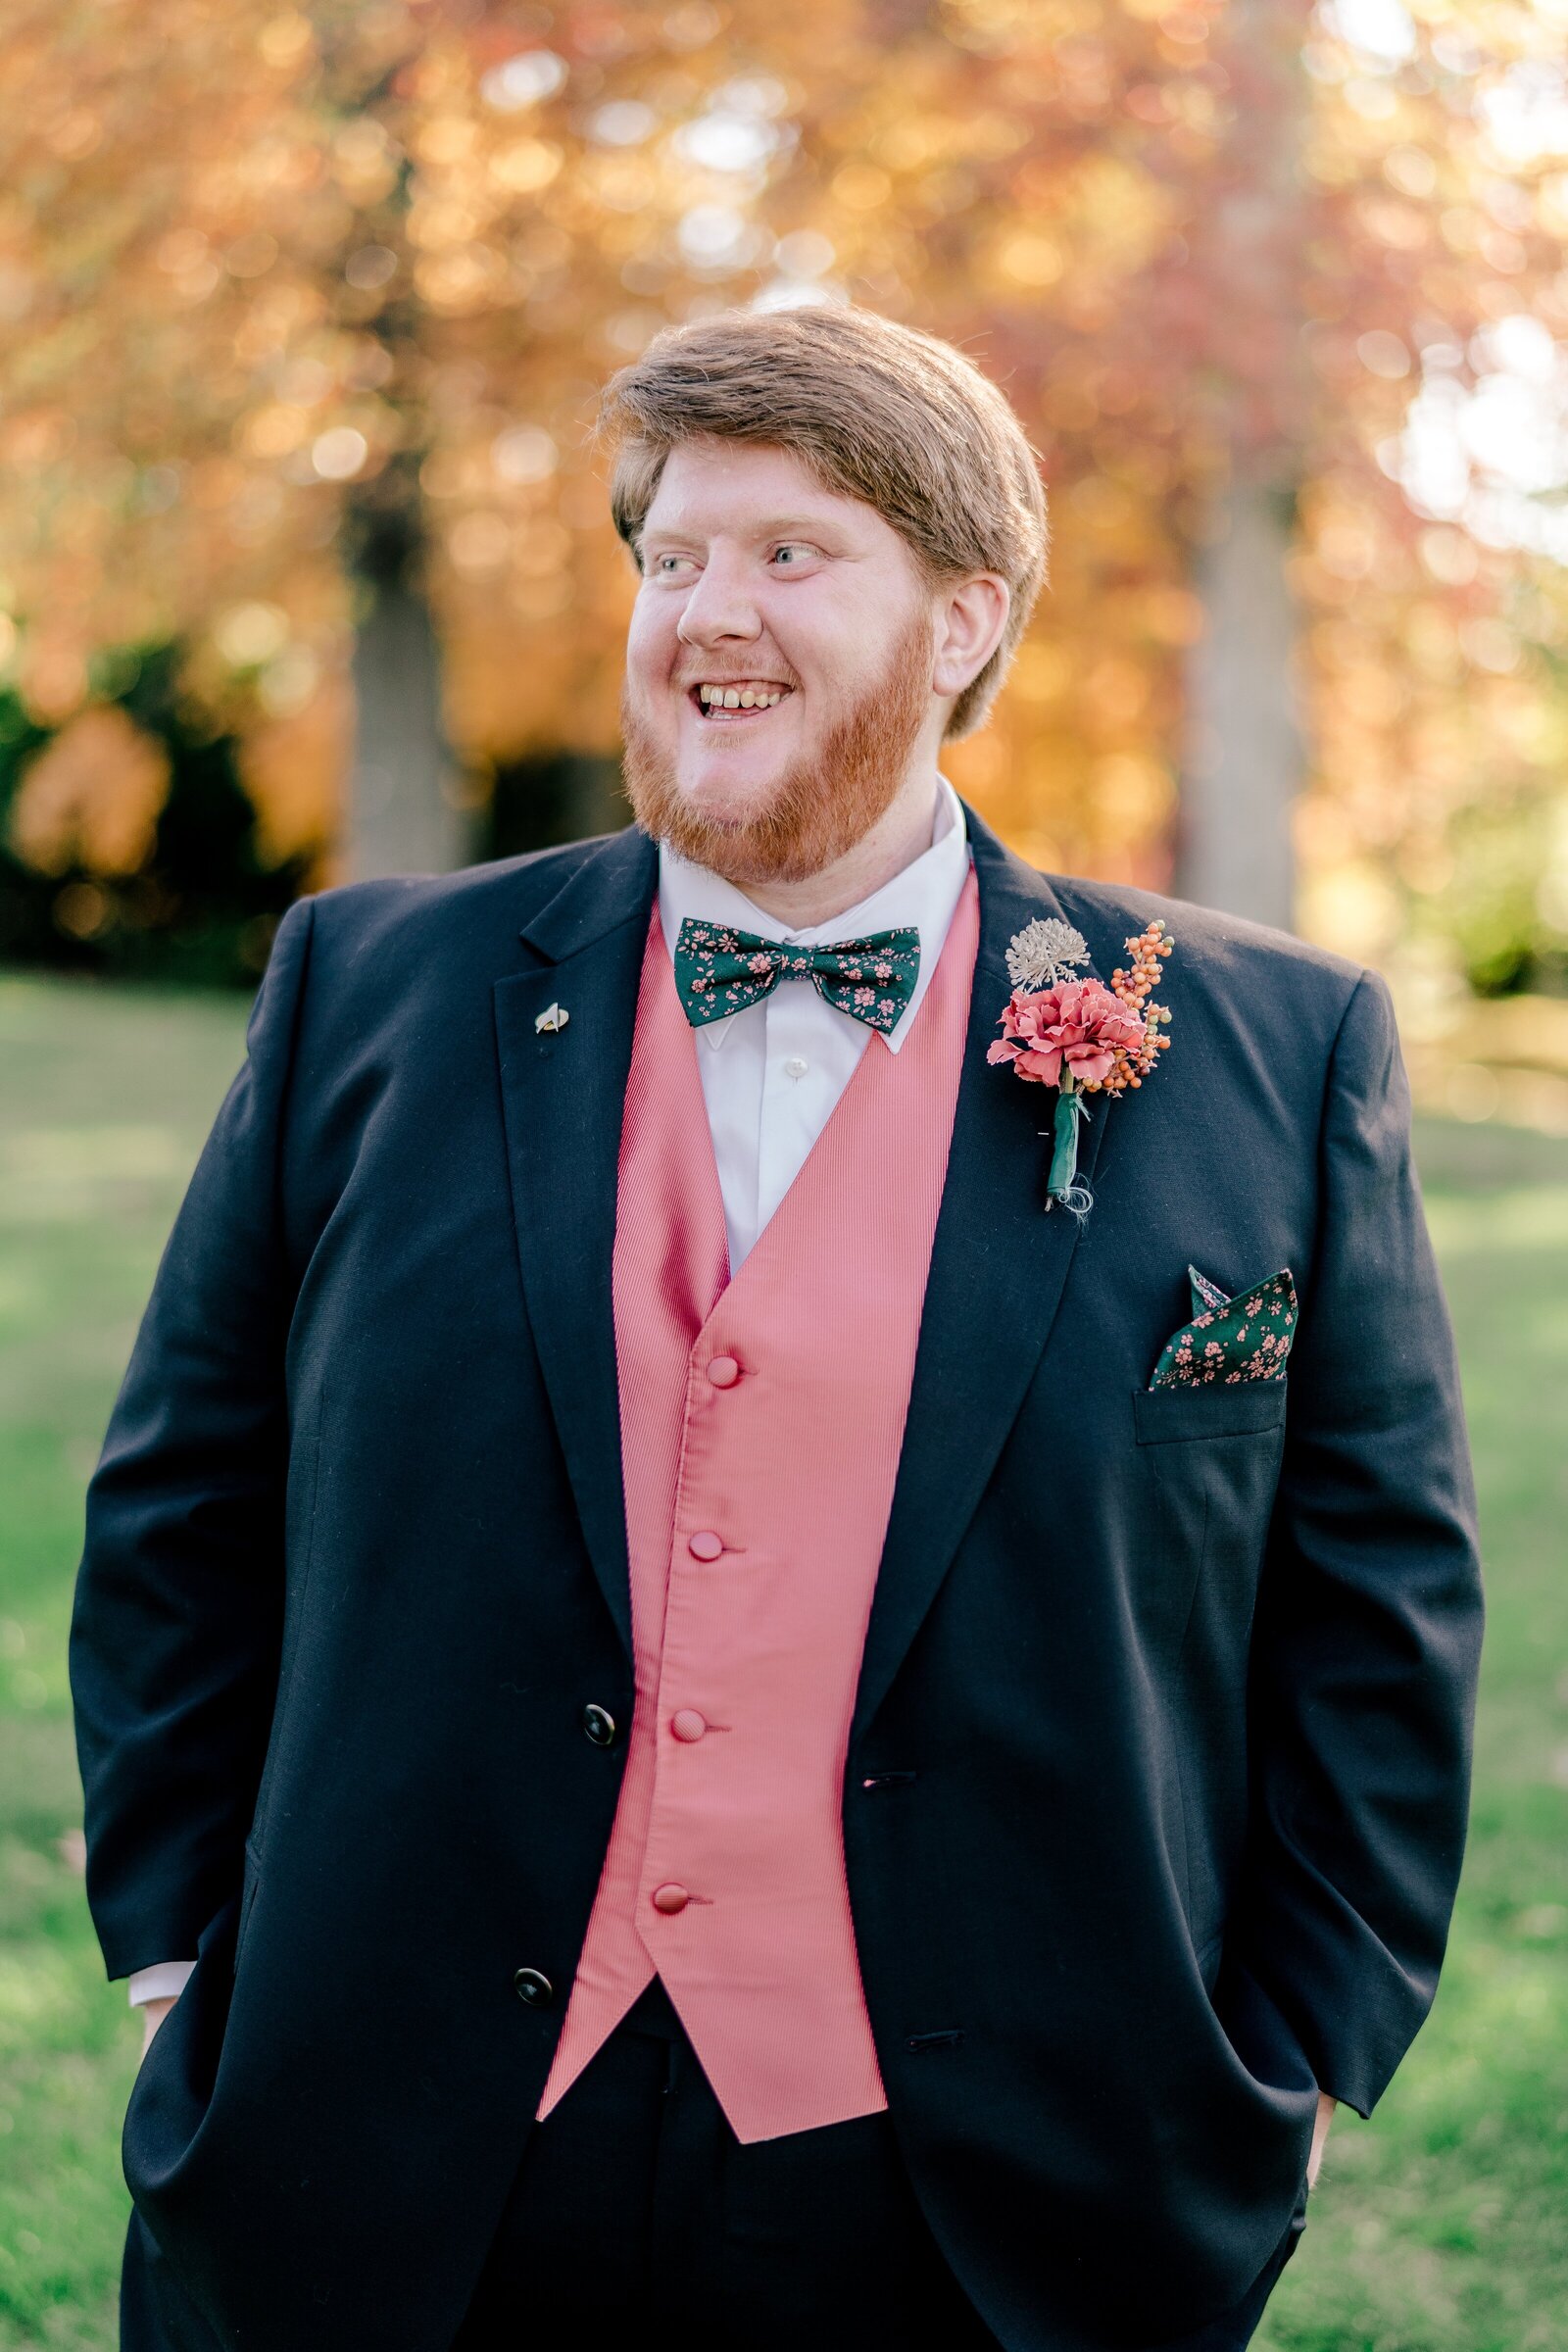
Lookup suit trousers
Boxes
[119,1980,1305,2351]
[449,1976,1307,2352]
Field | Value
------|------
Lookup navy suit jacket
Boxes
[71,808,1482,2351]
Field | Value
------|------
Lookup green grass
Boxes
[1260,1118,1568,2352]
[1,972,1564,2350]
[0,976,255,2350]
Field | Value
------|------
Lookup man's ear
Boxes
[931,574,1010,700]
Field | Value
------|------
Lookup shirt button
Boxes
[688,1530,724,1560]
[783,1054,808,1079]
[707,1355,740,1389]
[671,1708,708,1742]
[652,1884,690,1915]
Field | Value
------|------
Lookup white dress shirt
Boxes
[658,774,971,1274]
[126,776,972,2008]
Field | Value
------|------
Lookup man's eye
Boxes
[653,554,692,574]
[772,543,819,566]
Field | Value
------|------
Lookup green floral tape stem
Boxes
[1047,1084,1086,1206]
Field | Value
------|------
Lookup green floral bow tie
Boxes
[673,917,921,1035]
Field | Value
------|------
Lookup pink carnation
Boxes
[985,977,1147,1088]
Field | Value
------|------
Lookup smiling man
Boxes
[72,306,1482,2352]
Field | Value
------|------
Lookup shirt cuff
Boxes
[127,1960,197,2007]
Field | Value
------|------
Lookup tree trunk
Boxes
[345,503,467,882]
[1173,0,1311,932]
[1178,477,1301,932]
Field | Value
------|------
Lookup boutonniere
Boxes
[987,914,1174,1216]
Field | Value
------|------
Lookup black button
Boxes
[582,1703,617,1748]
[514,1967,554,2008]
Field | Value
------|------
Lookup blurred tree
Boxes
[753,0,1568,959]
[0,0,1564,991]
[1176,0,1310,927]
[0,650,306,982]
[0,0,689,894]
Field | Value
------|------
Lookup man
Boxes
[72,304,1482,2352]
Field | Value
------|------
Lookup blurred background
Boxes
[1,2,1565,2346]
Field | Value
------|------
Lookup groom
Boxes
[72,305,1482,2352]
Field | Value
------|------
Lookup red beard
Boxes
[620,606,933,889]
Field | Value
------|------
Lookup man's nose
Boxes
[676,552,762,649]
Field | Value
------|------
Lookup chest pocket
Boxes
[1132,1380,1290,1951]
[1130,1382,1289,1654]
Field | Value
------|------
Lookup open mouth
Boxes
[688,681,794,722]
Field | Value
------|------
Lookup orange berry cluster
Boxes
[1094,918,1175,1095]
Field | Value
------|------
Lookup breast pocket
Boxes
[1130,1382,1289,1655]
[1132,1382,1290,1951]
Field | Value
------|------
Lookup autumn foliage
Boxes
[1,0,1564,991]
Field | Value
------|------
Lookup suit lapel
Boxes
[493,809,1128,1701]
[493,827,658,1658]
[853,808,1119,1740]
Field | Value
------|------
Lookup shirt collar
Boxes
[658,775,971,1055]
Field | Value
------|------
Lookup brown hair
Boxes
[598,305,1049,738]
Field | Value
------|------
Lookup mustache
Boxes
[621,604,933,890]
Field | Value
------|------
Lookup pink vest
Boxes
[537,869,979,2142]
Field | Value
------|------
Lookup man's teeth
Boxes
[697,684,788,708]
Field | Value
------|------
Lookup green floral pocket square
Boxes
[1150,1265,1298,1389]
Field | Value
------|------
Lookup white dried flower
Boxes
[1005,917,1091,992]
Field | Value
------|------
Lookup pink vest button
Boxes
[670,1708,708,1742]
[687,1530,724,1560]
[707,1354,741,1388]
[652,1884,689,1915]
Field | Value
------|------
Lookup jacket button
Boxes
[514,1967,554,2007]
[707,1354,741,1388]
[670,1708,707,1742]
[652,1884,690,1915]
[688,1531,724,1560]
[582,1703,617,1747]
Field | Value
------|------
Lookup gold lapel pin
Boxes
[534,1002,569,1035]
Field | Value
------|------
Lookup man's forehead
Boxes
[641,440,874,534]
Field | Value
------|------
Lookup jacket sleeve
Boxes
[1235,967,1483,2117]
[69,897,316,1981]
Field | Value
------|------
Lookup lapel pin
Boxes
[534,1002,569,1035]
